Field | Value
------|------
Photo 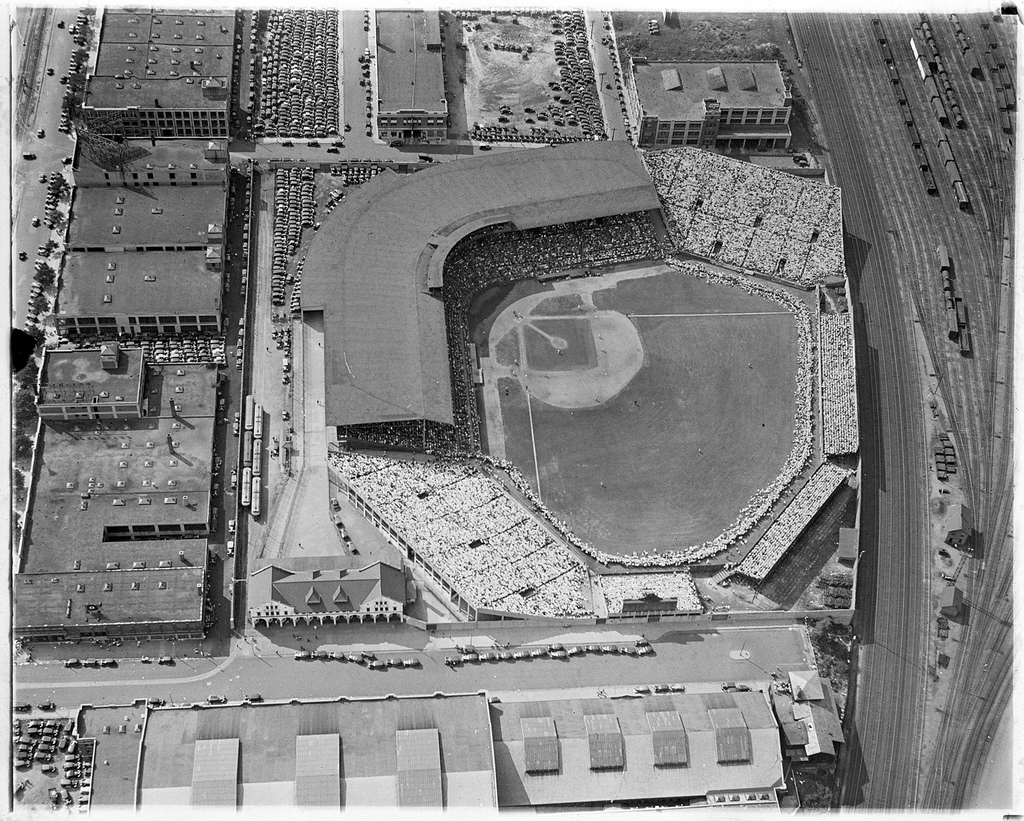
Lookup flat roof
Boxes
[39,346,145,406]
[15,565,206,630]
[24,362,217,572]
[58,250,221,319]
[67,185,224,249]
[301,141,661,428]
[136,694,497,809]
[74,138,227,177]
[633,61,788,121]
[85,10,233,110]
[491,691,783,806]
[78,704,151,809]
[376,10,446,114]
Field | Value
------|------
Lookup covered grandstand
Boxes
[300,142,662,435]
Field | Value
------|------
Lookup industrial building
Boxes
[625,60,793,151]
[375,10,448,144]
[72,138,229,189]
[80,10,235,139]
[59,184,226,336]
[771,671,845,762]
[76,687,790,810]
[247,558,408,626]
[15,350,218,641]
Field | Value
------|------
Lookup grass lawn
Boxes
[489,270,798,556]
[523,318,598,371]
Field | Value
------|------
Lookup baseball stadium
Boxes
[303,142,858,620]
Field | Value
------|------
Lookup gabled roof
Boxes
[248,560,405,614]
[789,670,824,701]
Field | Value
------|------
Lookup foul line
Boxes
[627,311,792,318]
[525,386,542,503]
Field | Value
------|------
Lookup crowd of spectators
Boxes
[472,259,817,569]
[331,451,594,618]
[442,212,663,451]
[733,460,851,581]
[600,572,702,614]
[818,311,860,456]
[642,148,846,288]
[340,420,462,454]
[256,10,339,138]
[272,167,315,307]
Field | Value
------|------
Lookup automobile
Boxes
[600,645,617,654]
[37,129,45,138]
[635,638,651,647]
[230,470,237,489]
[326,147,340,154]
[282,410,290,421]
[386,657,403,667]
[47,67,55,76]
[140,656,152,664]
[585,644,600,653]
[23,153,36,161]
[368,660,386,670]
[157,656,173,665]
[669,684,686,693]
[60,75,69,84]
[549,649,568,659]
[548,644,564,652]
[281,141,294,147]
[653,684,671,693]
[478,144,492,151]
[512,650,528,659]
[637,645,654,656]
[42,764,57,774]
[633,685,652,694]
[207,695,227,704]
[294,650,312,660]
[479,652,497,662]
[57,20,65,28]
[462,652,479,662]
[39,173,48,183]
[498,651,514,661]
[529,649,546,658]
[346,653,364,663]
[19,251,29,261]
[567,646,582,656]
[38,702,56,711]
[329,651,345,661]
[312,650,329,660]
[620,645,638,656]
[243,693,263,703]
[147,698,165,707]
[228,519,236,535]
[63,658,80,668]
[100,658,116,667]
[31,216,41,227]
[307,141,320,147]
[226,539,235,557]
[34,752,53,762]
[402,658,420,668]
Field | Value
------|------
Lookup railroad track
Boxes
[795,13,1014,808]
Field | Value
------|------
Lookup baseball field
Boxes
[473,263,800,559]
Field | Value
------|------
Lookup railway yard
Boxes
[793,13,1014,809]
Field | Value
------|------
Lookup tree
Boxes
[15,357,38,389]
[14,433,34,463]
[34,262,56,288]
[14,388,38,429]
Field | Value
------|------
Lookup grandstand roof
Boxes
[632,61,789,121]
[490,691,783,806]
[301,142,661,428]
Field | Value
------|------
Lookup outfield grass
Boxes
[490,270,799,557]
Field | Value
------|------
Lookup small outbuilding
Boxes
[944,503,973,548]
[939,585,963,618]
[838,528,858,564]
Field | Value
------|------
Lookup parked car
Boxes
[23,153,36,160]
[243,694,263,703]
[100,658,116,667]
[294,650,312,661]
[37,128,45,138]
[31,216,41,226]
[19,251,29,261]
[47,67,55,76]
[157,656,173,665]
[207,695,227,704]
[38,702,56,711]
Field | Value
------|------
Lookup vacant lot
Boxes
[487,269,799,558]
[459,10,586,139]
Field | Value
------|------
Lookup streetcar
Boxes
[251,476,262,518]
[240,467,252,507]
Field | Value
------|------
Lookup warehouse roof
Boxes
[73,139,227,181]
[38,345,145,406]
[490,691,783,806]
[301,141,661,428]
[57,251,221,320]
[67,186,225,249]
[633,61,789,121]
[376,10,446,114]
[136,694,497,808]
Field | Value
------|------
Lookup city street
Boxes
[12,8,80,330]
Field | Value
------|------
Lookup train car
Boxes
[911,36,922,61]
[965,50,984,79]
[937,138,956,165]
[887,59,901,84]
[914,144,930,169]
[958,328,971,355]
[983,49,999,73]
[946,306,961,340]
[242,430,253,468]
[253,440,263,477]
[937,244,951,271]
[908,122,922,147]
[942,274,954,294]
[999,108,1013,134]
[923,74,941,101]
[944,159,963,185]
[872,18,886,44]
[995,85,1008,111]
[253,405,264,439]
[953,180,970,210]
[923,168,939,195]
[916,54,929,81]
[251,477,262,518]
[244,395,255,432]
[901,101,916,125]
[934,53,945,75]
[241,467,252,506]
[930,96,949,125]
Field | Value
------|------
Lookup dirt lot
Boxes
[612,12,823,150]
[454,10,587,139]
